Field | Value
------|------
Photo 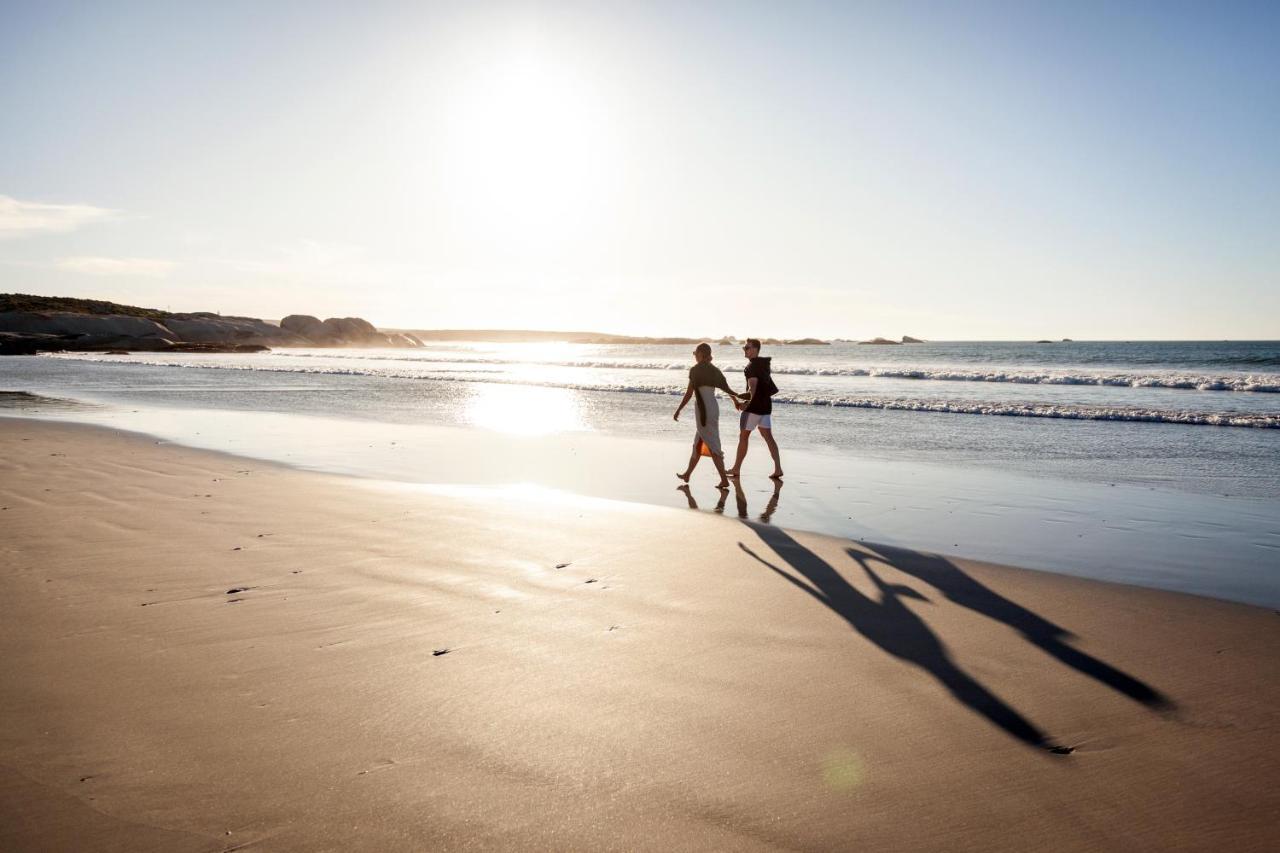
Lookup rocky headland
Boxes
[0,294,422,355]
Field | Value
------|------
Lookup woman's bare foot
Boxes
[676,472,691,482]
[716,479,730,489]
[726,469,740,478]
[769,471,784,480]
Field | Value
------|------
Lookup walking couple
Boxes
[673,338,783,489]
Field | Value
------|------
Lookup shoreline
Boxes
[2,418,1278,850]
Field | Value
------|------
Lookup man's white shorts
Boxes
[740,412,773,431]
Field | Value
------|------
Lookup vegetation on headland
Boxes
[0,293,173,319]
[0,293,261,322]
[0,293,418,354]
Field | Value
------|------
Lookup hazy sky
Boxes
[2,1,1277,339]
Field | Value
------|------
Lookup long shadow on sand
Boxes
[739,524,1053,749]
[859,542,1174,713]
[739,524,1173,750]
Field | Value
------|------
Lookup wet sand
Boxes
[7,395,1277,607]
[1,418,1277,851]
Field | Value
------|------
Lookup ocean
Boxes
[3,340,1278,605]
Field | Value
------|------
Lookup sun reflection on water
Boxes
[463,383,589,435]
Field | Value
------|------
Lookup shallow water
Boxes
[3,344,1278,606]
[2,367,1278,607]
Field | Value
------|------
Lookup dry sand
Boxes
[1,418,1277,851]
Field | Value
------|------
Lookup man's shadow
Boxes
[860,543,1174,712]
[739,524,1055,749]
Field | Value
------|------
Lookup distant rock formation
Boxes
[752,337,829,346]
[280,314,327,340]
[858,337,901,345]
[280,314,417,347]
[0,294,422,354]
[901,336,925,343]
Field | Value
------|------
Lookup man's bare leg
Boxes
[727,430,751,477]
[760,427,783,479]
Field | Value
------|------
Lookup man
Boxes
[728,338,783,480]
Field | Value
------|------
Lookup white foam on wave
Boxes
[268,350,1280,392]
[43,353,1280,428]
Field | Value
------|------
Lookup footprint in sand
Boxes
[357,759,398,776]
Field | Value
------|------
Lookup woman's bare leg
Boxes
[677,441,702,482]
[711,451,730,489]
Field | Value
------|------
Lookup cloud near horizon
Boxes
[56,256,176,277]
[0,194,117,238]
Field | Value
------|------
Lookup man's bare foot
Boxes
[726,470,740,478]
[769,471,784,480]
[676,472,691,482]
[716,480,730,489]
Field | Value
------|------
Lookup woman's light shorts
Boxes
[739,412,773,431]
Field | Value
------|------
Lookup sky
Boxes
[1,0,1277,339]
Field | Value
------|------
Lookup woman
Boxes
[673,342,742,489]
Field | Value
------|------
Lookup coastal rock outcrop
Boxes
[858,337,901,345]
[0,294,423,354]
[283,314,418,347]
[901,335,925,343]
[280,314,327,340]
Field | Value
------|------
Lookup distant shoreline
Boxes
[388,329,833,345]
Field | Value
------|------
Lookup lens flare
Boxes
[822,748,865,792]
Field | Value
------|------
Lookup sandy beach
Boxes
[1,418,1278,851]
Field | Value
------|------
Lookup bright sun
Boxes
[438,39,623,253]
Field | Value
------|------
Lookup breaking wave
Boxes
[266,351,1280,392]
[44,353,1280,428]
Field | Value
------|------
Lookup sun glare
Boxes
[464,383,588,435]
[438,38,622,252]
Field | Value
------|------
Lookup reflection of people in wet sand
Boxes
[674,343,743,489]
[676,483,729,514]
[731,477,783,522]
